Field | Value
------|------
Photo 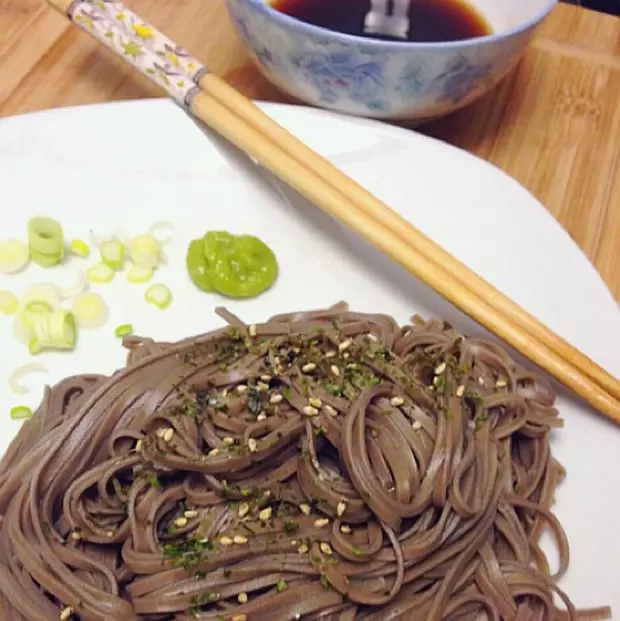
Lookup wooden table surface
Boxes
[1,1,620,298]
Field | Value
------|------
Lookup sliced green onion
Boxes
[145,284,172,310]
[21,284,61,310]
[127,265,154,284]
[129,234,161,269]
[115,323,134,338]
[13,314,33,345]
[149,221,173,244]
[86,262,115,284]
[27,310,76,354]
[100,239,125,270]
[8,363,47,394]
[72,292,109,330]
[27,217,64,267]
[25,300,53,314]
[0,290,18,315]
[28,339,43,355]
[13,288,62,345]
[0,239,29,274]
[56,270,87,299]
[10,406,33,420]
[69,239,90,258]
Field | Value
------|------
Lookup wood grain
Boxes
[2,0,620,300]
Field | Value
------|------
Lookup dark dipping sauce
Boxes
[269,0,492,43]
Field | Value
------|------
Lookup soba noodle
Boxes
[0,304,611,620]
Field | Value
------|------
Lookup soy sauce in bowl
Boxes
[270,0,492,42]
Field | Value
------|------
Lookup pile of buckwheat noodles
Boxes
[0,304,611,620]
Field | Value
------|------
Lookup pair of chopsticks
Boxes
[49,0,620,423]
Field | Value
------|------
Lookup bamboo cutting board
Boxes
[1,0,620,299]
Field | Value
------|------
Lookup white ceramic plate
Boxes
[0,99,618,616]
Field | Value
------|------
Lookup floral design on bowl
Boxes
[226,0,556,121]
[289,49,388,110]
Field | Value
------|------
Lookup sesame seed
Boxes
[314,518,330,528]
[478,377,485,385]
[302,406,319,417]
[238,502,250,518]
[325,351,336,358]
[208,448,220,457]
[337,500,347,517]
[233,535,248,544]
[260,374,271,382]
[247,438,258,452]
[237,384,248,393]
[342,352,350,359]
[238,592,248,604]
[184,510,198,519]
[163,427,174,443]
[302,362,316,373]
[270,394,283,404]
[412,421,422,431]
[456,385,465,397]
[257,382,269,392]
[248,324,257,337]
[299,503,311,516]
[219,536,234,546]
[70,531,82,541]
[435,362,447,375]
[221,389,228,398]
[330,365,340,377]
[60,606,74,621]
[495,379,507,388]
[320,542,333,555]
[309,397,322,408]
[106,531,114,538]
[297,543,309,555]
[155,427,166,438]
[257,412,267,421]
[324,405,338,417]
[223,437,235,446]
[338,340,352,352]
[232,616,248,621]
[468,420,476,430]
[175,516,189,528]
[259,507,272,521]
[390,396,404,407]
[340,524,352,534]
[135,439,143,452]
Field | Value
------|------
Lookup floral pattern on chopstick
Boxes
[68,0,199,106]
[85,0,208,83]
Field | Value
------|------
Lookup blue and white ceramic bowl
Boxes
[225,0,556,122]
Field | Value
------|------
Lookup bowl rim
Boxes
[240,0,558,50]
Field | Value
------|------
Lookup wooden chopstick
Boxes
[48,0,620,424]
